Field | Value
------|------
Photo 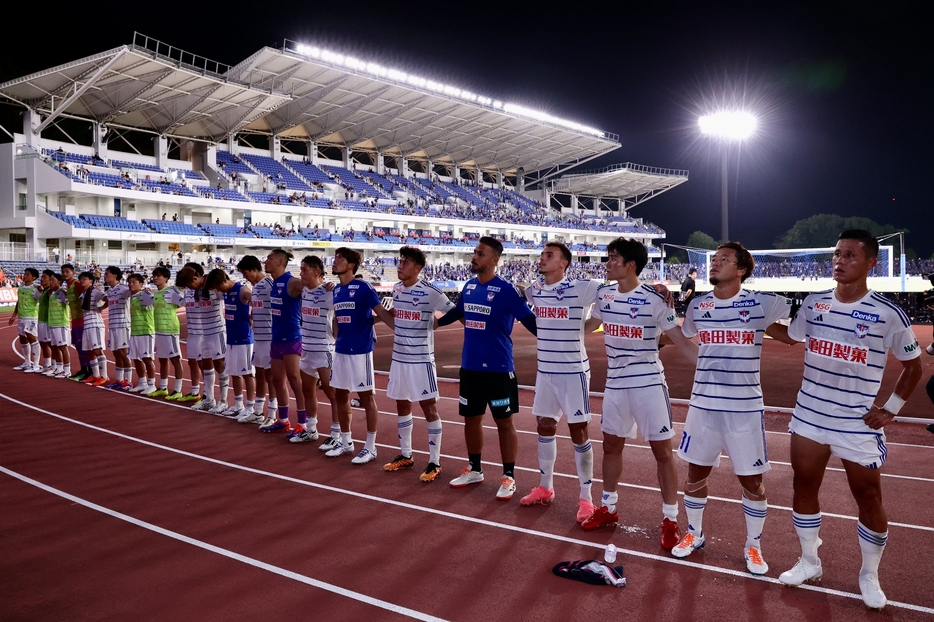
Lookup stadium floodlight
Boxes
[291,41,608,138]
[699,111,756,140]
[699,110,757,241]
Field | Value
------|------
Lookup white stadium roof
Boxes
[550,162,689,207]
[0,34,622,177]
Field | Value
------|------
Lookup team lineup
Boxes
[7,229,923,611]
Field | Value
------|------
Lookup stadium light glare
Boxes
[292,41,608,138]
[699,111,756,140]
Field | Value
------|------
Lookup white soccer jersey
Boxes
[788,289,920,434]
[106,283,132,330]
[681,289,791,413]
[81,288,107,330]
[524,277,599,374]
[251,276,274,342]
[591,282,680,390]
[183,288,203,337]
[201,289,226,338]
[301,285,334,354]
[391,279,455,364]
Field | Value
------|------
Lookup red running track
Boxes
[1,322,933,620]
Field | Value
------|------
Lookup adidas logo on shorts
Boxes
[358,382,365,387]
[422,390,429,395]
[753,459,763,467]
[659,425,669,433]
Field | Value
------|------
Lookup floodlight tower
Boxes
[699,111,756,242]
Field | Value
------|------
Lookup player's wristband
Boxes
[881,394,905,415]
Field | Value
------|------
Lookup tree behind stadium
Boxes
[775,214,906,250]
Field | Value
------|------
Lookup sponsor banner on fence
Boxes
[0,287,18,307]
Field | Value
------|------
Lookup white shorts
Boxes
[17,318,38,337]
[38,322,50,343]
[601,385,674,441]
[200,333,227,360]
[789,416,887,469]
[331,352,375,392]
[186,333,203,360]
[227,343,255,376]
[83,325,105,351]
[108,326,130,351]
[155,334,181,359]
[387,360,439,402]
[677,407,770,476]
[300,350,332,377]
[252,340,272,369]
[129,334,155,360]
[532,371,591,424]
[49,326,70,348]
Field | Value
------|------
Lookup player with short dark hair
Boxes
[778,229,923,609]
[438,236,537,499]
[10,267,41,372]
[206,268,255,418]
[77,271,109,386]
[149,266,185,398]
[61,263,91,381]
[103,266,133,390]
[46,272,72,378]
[126,273,157,395]
[235,255,278,425]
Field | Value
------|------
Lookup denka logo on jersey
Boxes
[699,301,716,310]
[536,306,569,319]
[814,302,832,312]
[487,286,501,292]
[465,320,486,329]
[394,309,422,321]
[732,300,756,308]
[807,337,868,365]
[465,303,491,315]
[334,302,355,310]
[626,297,647,305]
[603,323,644,339]
[302,307,321,317]
[697,329,755,345]
[851,310,879,323]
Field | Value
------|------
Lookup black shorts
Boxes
[459,368,519,420]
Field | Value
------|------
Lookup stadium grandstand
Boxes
[0,33,687,285]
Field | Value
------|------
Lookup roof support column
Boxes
[271,135,281,161]
[92,123,108,160]
[570,194,579,216]
[618,198,624,217]
[400,156,408,177]
[227,134,238,155]
[496,171,504,189]
[375,151,383,175]
[308,141,317,165]
[153,135,168,169]
[343,147,352,169]
[22,108,41,147]
[427,159,433,181]
[452,165,460,183]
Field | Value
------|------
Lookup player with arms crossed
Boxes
[10,267,41,372]
[438,236,537,499]
[517,242,600,520]
[778,230,923,609]
[670,242,795,575]
[325,247,395,462]
[581,238,698,550]
[382,246,455,482]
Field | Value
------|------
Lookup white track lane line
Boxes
[1,394,932,616]
[0,465,445,622]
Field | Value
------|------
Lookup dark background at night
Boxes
[2,1,930,257]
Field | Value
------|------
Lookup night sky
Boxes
[3,2,931,257]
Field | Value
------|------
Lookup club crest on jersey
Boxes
[629,307,639,319]
[855,323,869,339]
[487,291,496,301]
[349,289,356,298]
[555,288,565,301]
[739,310,750,323]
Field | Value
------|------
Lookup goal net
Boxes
[685,246,893,284]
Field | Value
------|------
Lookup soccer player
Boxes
[61,263,91,381]
[235,255,278,425]
[579,239,698,551]
[150,266,186,399]
[9,267,41,372]
[382,246,455,482]
[76,271,110,386]
[177,266,228,413]
[177,263,206,403]
[778,230,923,609]
[206,268,255,417]
[295,255,337,445]
[34,270,54,374]
[325,247,395,463]
[126,273,157,395]
[669,242,795,576]
[47,272,72,378]
[260,248,307,434]
[438,236,537,499]
[103,266,133,390]
[517,242,600,518]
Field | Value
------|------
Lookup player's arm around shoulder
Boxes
[373,299,395,329]
[287,276,303,298]
[239,282,253,305]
